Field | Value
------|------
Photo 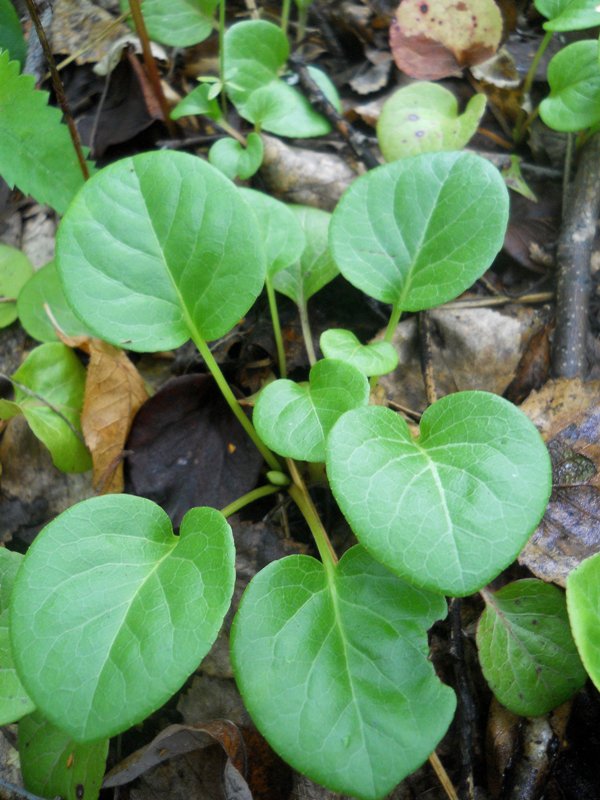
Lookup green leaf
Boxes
[17,261,91,343]
[0,243,33,328]
[327,392,552,596]
[56,151,266,351]
[329,151,509,311]
[377,83,486,162]
[208,132,264,180]
[272,206,337,305]
[0,549,35,724]
[535,0,600,30]
[540,40,600,132]
[477,580,586,716]
[231,546,456,800]
[239,188,306,277]
[224,21,334,137]
[170,82,222,121]
[567,551,600,691]
[254,359,369,462]
[0,51,94,215]
[320,329,398,377]
[120,0,218,46]
[10,495,235,742]
[19,711,108,800]
[0,342,90,473]
[0,0,26,65]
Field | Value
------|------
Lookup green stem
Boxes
[299,300,317,366]
[281,0,291,35]
[287,459,338,567]
[384,302,402,343]
[218,0,227,118]
[514,30,553,142]
[220,484,280,517]
[266,278,287,377]
[192,332,283,472]
[297,5,308,42]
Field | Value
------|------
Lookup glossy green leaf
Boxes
[0,0,26,65]
[272,206,337,305]
[17,261,91,342]
[19,711,108,800]
[0,243,33,328]
[120,0,218,46]
[56,151,266,351]
[239,188,306,277]
[10,495,235,742]
[209,132,264,180]
[231,546,456,800]
[377,83,486,162]
[0,343,90,473]
[540,40,600,132]
[0,51,94,214]
[170,82,222,121]
[329,151,509,311]
[535,0,600,30]
[327,392,552,596]
[567,551,600,691]
[254,359,369,462]
[320,329,398,377]
[477,580,586,716]
[0,549,35,724]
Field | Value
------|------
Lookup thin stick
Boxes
[51,11,131,75]
[428,752,460,800]
[418,311,437,406]
[24,0,90,181]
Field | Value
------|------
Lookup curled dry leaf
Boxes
[390,0,503,80]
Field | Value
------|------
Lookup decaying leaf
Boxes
[520,379,600,586]
[50,0,131,65]
[390,0,503,80]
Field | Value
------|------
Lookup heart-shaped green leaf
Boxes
[10,495,235,742]
[320,329,398,376]
[0,342,90,473]
[56,151,266,351]
[209,132,264,180]
[170,82,222,122]
[477,580,586,716]
[0,549,35,725]
[329,151,509,311]
[540,40,600,132]
[17,261,91,343]
[272,206,337,305]
[535,0,600,31]
[567,551,600,691]
[239,188,306,277]
[0,243,33,328]
[327,392,552,596]
[19,711,108,800]
[120,0,218,46]
[377,83,486,162]
[231,546,456,800]
[254,359,369,462]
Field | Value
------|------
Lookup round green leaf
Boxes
[477,580,586,716]
[17,261,91,342]
[272,206,337,305]
[377,83,486,162]
[239,188,306,277]
[120,0,218,46]
[0,549,35,725]
[540,40,600,132]
[329,151,509,311]
[10,495,235,742]
[0,342,90,473]
[535,0,600,31]
[320,329,398,376]
[327,392,552,596]
[567,551,600,691]
[231,546,456,800]
[208,132,264,180]
[254,359,369,462]
[56,151,266,351]
[0,243,33,328]
[19,711,108,800]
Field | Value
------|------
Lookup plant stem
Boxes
[281,0,291,35]
[192,333,283,472]
[384,302,402,343]
[219,0,228,118]
[297,5,308,42]
[220,484,281,517]
[298,300,317,366]
[514,30,552,143]
[266,278,287,377]
[287,458,338,567]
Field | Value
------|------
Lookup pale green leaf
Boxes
[0,243,33,328]
[320,329,398,376]
[209,132,264,180]
[540,40,600,132]
[535,0,600,30]
[567,551,600,691]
